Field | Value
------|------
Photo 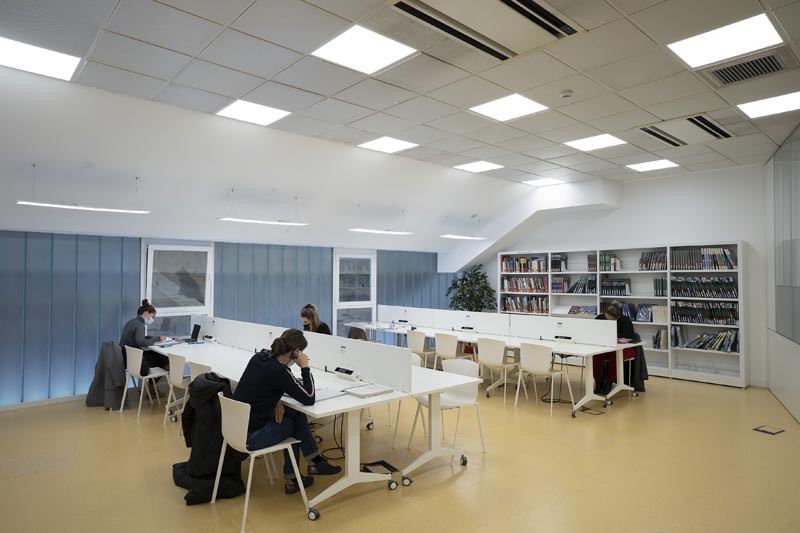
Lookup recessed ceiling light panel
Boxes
[358,136,418,153]
[454,161,504,173]
[216,100,290,126]
[312,25,416,75]
[626,160,679,172]
[523,178,564,186]
[564,134,626,152]
[349,228,412,235]
[738,90,800,118]
[17,201,149,214]
[219,217,307,226]
[470,94,548,121]
[0,37,80,80]
[440,234,487,240]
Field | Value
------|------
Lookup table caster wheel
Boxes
[402,476,413,486]
[388,480,398,490]
[460,455,468,466]
[308,508,321,521]
[485,391,491,398]
[604,399,613,407]
[167,409,173,415]
[366,422,374,430]
[571,411,576,418]
[314,435,323,443]
[632,391,639,397]
[170,415,178,423]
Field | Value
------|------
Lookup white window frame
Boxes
[333,248,377,336]
[145,244,214,317]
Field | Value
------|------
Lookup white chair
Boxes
[407,329,435,368]
[407,359,486,454]
[163,353,189,425]
[212,393,314,530]
[120,346,169,419]
[516,343,575,416]
[477,337,515,405]
[433,332,471,370]
[188,361,211,382]
[392,353,427,448]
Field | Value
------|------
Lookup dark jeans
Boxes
[246,408,319,479]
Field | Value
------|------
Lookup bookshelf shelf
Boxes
[498,242,747,387]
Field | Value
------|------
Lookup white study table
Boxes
[348,321,642,415]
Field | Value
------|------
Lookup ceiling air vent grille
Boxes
[499,0,578,38]
[710,54,783,85]
[640,115,733,147]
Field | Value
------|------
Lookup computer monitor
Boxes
[190,324,201,342]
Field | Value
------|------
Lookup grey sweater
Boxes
[119,316,157,349]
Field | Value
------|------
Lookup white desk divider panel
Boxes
[377,305,435,327]
[431,309,510,335]
[509,314,616,346]
[196,316,285,352]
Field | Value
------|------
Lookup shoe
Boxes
[285,476,314,495]
[307,460,341,476]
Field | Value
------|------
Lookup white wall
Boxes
[477,165,769,387]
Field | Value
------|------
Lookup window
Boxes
[333,249,376,336]
[773,127,800,343]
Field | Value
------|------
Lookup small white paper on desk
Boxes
[311,387,347,402]
[155,340,180,347]
[343,383,393,398]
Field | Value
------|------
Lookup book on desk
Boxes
[343,383,394,399]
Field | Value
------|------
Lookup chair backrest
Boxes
[434,332,458,358]
[441,359,479,403]
[410,353,422,367]
[477,337,507,366]
[189,361,212,382]
[125,346,144,379]
[167,353,187,388]
[519,343,554,373]
[217,392,250,454]
[407,329,428,355]
[347,327,367,340]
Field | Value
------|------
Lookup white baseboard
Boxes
[0,394,87,412]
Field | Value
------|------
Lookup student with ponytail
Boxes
[233,328,341,494]
[300,303,331,335]
[119,299,169,374]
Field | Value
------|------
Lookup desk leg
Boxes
[402,392,465,479]
[571,355,606,414]
[308,410,391,508]
[606,348,634,401]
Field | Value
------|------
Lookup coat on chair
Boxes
[86,341,127,410]
[173,372,246,505]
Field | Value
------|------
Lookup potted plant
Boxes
[446,264,497,312]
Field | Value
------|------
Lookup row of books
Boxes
[639,250,667,271]
[652,329,669,350]
[501,276,548,293]
[566,276,597,294]
[587,254,598,272]
[672,247,737,270]
[551,275,571,294]
[654,277,668,297]
[670,326,739,352]
[550,254,568,272]
[598,253,622,271]
[600,278,631,296]
[501,296,549,314]
[670,276,738,299]
[601,302,670,323]
[670,301,739,325]
[500,256,548,273]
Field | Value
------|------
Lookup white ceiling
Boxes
[0,0,797,184]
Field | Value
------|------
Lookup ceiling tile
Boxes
[569,160,621,172]
[384,96,459,123]
[647,92,728,120]
[706,108,747,125]
[398,125,450,144]
[588,109,660,132]
[763,0,800,8]
[243,81,324,111]
[400,146,452,162]
[347,112,416,135]
[334,78,416,110]
[630,0,764,45]
[233,0,351,53]
[479,52,576,92]
[108,0,222,56]
[508,110,577,134]
[538,123,604,143]
[775,2,800,41]
[76,61,165,99]
[590,166,638,179]
[684,159,738,171]
[620,72,708,107]
[426,112,495,134]
[1,0,118,28]
[558,93,638,122]
[753,111,800,144]
[199,30,302,79]
[459,145,513,160]
[301,98,372,124]
[153,83,232,113]
[516,160,563,173]
[715,69,800,105]
[427,76,509,108]
[490,153,541,167]
[593,143,649,160]
[318,126,375,144]
[606,0,665,15]
[524,145,580,159]
[273,57,365,96]
[174,60,263,98]
[425,153,476,167]
[725,121,761,136]
[496,135,554,152]
[425,39,502,73]
[546,18,657,70]
[484,167,529,180]
[158,0,253,24]
[89,31,191,80]
[546,0,621,29]
[586,48,685,91]
[428,136,485,153]
[614,129,669,151]
[522,74,609,109]
[537,167,590,178]
[707,132,778,157]
[549,153,602,167]
[652,144,714,158]
[359,7,446,51]
[271,114,339,136]
[376,54,469,94]
[463,124,528,144]
[304,0,384,21]
[670,151,730,165]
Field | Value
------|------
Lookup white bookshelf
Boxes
[498,242,747,387]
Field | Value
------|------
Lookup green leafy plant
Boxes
[446,264,497,312]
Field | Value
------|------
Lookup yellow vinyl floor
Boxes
[1,374,799,533]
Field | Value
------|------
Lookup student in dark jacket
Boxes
[595,300,636,339]
[233,329,340,494]
[593,301,636,393]
[300,304,331,335]
[119,299,169,374]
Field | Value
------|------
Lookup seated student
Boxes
[233,328,340,494]
[119,299,168,375]
[300,304,331,335]
[595,300,635,339]
[593,301,636,393]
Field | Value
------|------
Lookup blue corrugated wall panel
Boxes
[377,250,456,310]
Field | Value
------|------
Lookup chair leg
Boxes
[264,452,274,486]
[420,408,427,437]
[407,404,421,448]
[240,457,255,533]
[387,402,392,427]
[532,375,539,402]
[392,400,403,448]
[211,439,227,503]
[287,444,310,512]
[514,371,523,407]
[162,386,175,426]
[550,372,556,417]
[137,379,146,420]
[565,372,576,410]
[120,376,130,412]
[153,377,162,405]
[143,379,153,405]
[503,367,507,405]
[450,407,462,464]
[475,403,486,453]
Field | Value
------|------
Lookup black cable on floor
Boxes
[320,414,345,461]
